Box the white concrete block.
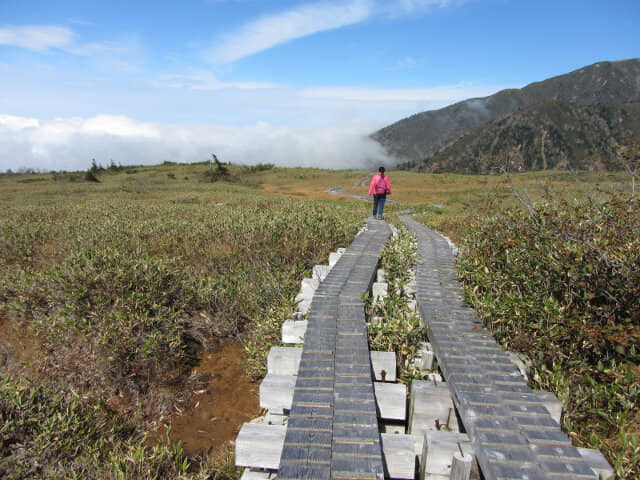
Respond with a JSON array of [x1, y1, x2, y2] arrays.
[[372, 282, 388, 300], [370, 351, 396, 382], [296, 299, 311, 315], [422, 373, 443, 383], [403, 280, 417, 296], [411, 434, 423, 457], [537, 391, 563, 424], [508, 351, 531, 381], [407, 299, 417, 312], [329, 252, 342, 267], [301, 277, 320, 290], [377, 268, 386, 282], [267, 347, 302, 376], [369, 316, 384, 327], [282, 320, 307, 344], [384, 423, 406, 434], [235, 423, 286, 469], [450, 452, 473, 480], [419, 351, 434, 371], [409, 381, 457, 435], [419, 431, 473, 480], [240, 468, 275, 480], [374, 382, 407, 421], [263, 411, 287, 426], [259, 374, 296, 411], [295, 278, 318, 303], [381, 433, 416, 479], [577, 447, 614, 480], [312, 265, 331, 282], [337, 247, 346, 254]]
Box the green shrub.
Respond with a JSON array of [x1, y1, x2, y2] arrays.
[[0, 376, 193, 480], [458, 192, 640, 478], [84, 170, 100, 182], [0, 183, 364, 479], [367, 226, 428, 381]]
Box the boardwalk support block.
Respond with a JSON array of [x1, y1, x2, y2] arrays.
[[381, 433, 416, 479], [259, 374, 295, 411], [281, 320, 307, 344], [370, 351, 396, 382], [374, 382, 407, 421], [235, 423, 286, 470], [267, 347, 302, 376]]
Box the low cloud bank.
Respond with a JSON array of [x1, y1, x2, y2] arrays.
[[0, 114, 391, 172]]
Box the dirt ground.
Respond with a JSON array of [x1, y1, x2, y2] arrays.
[[0, 316, 40, 378], [165, 342, 260, 456], [1, 315, 260, 458]]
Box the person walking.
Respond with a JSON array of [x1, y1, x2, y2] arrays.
[[368, 166, 391, 220]]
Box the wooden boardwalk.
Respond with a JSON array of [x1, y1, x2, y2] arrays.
[[237, 216, 612, 480], [402, 216, 601, 480], [277, 219, 391, 480]]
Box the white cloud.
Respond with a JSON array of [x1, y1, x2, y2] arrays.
[[206, 0, 374, 63], [205, 0, 470, 64], [0, 113, 389, 172], [0, 25, 142, 72], [0, 25, 74, 51], [383, 0, 466, 17], [155, 70, 279, 90], [393, 56, 419, 70], [82, 115, 159, 137], [298, 83, 500, 103], [0, 114, 39, 130]]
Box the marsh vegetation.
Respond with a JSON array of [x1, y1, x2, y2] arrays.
[[1, 163, 638, 478]]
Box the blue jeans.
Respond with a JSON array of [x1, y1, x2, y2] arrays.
[[372, 194, 386, 217]]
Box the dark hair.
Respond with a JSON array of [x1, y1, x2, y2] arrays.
[[378, 166, 385, 173]]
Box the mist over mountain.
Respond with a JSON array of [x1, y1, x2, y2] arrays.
[[372, 58, 640, 173]]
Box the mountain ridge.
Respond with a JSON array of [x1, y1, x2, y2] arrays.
[[372, 58, 640, 172]]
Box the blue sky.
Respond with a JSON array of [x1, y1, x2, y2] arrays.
[[1, 0, 639, 171]]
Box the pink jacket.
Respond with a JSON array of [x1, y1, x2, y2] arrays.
[[368, 173, 391, 195]]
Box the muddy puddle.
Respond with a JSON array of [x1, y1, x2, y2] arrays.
[[165, 342, 260, 456], [1, 316, 259, 457], [0, 316, 41, 378]]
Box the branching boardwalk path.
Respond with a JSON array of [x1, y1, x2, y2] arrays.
[[277, 219, 392, 480], [237, 216, 612, 480], [402, 215, 602, 480]]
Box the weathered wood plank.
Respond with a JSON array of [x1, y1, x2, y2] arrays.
[[236, 423, 286, 469]]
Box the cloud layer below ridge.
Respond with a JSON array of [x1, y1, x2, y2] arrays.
[[0, 114, 390, 172]]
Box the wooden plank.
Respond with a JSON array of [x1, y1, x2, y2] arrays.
[[381, 434, 416, 480], [419, 429, 474, 479], [236, 423, 286, 469], [370, 351, 396, 382], [260, 374, 296, 411], [240, 469, 276, 480], [282, 320, 307, 344], [267, 347, 302, 376], [374, 382, 406, 421]]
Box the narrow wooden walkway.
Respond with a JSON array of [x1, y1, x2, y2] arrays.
[[402, 216, 600, 480], [277, 219, 392, 480]]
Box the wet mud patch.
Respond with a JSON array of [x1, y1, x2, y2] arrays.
[[167, 342, 260, 456], [0, 315, 41, 378]]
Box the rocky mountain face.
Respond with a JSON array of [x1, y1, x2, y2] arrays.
[[372, 58, 640, 173]]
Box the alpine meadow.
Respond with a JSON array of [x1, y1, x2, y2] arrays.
[[1, 161, 638, 478]]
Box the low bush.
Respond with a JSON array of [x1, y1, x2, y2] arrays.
[[457, 191, 640, 478], [0, 178, 363, 478], [0, 376, 195, 480], [367, 226, 428, 381]]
